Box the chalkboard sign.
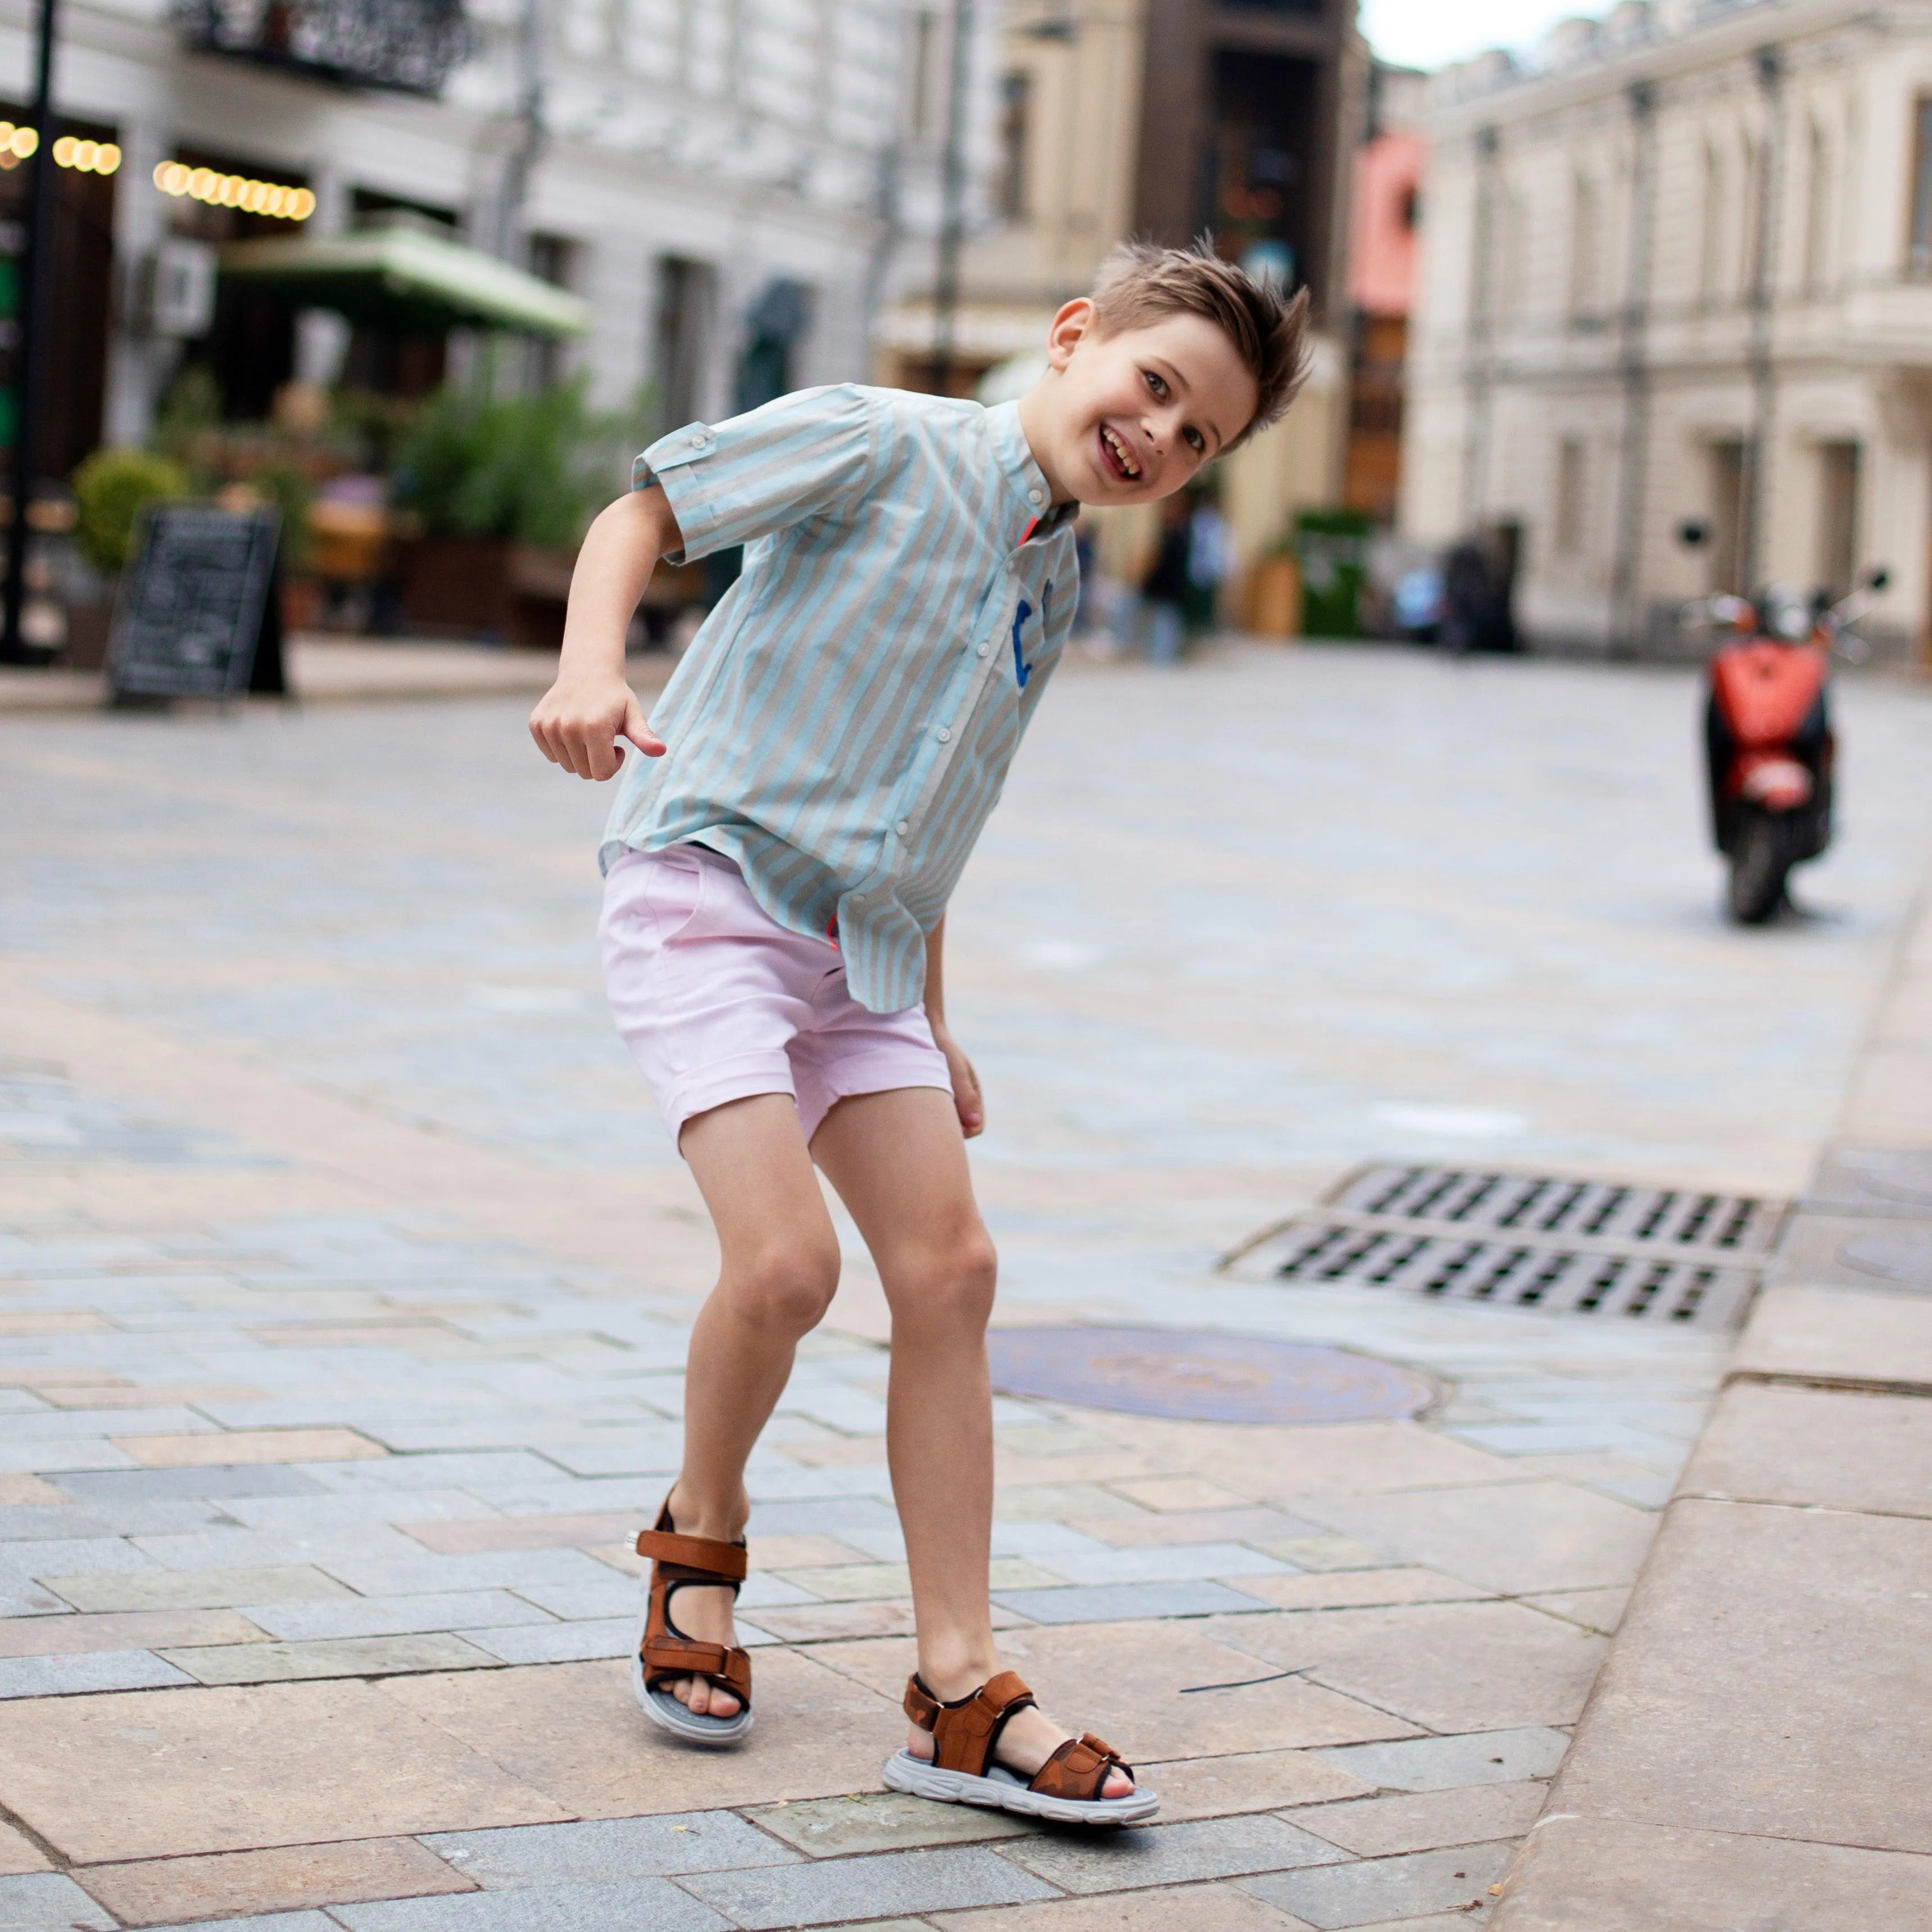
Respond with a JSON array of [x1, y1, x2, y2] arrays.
[[106, 504, 285, 702]]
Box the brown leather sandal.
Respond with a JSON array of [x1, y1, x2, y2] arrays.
[[881, 1670, 1157, 1824], [632, 1500, 753, 1743]]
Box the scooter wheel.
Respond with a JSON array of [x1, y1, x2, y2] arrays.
[[1727, 810, 1788, 924]]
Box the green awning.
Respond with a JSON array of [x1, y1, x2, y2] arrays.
[[219, 221, 591, 337]]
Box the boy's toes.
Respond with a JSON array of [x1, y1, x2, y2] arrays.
[[1102, 1767, 1135, 1799]]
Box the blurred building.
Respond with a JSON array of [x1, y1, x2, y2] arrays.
[[1403, 0, 1929, 656], [1, 0, 922, 487], [878, 0, 1368, 604], [1342, 63, 1423, 521]]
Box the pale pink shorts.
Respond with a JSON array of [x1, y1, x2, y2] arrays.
[[601, 843, 953, 1148]]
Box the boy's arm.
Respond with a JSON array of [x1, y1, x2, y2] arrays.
[[923, 917, 985, 1139], [529, 488, 683, 782]]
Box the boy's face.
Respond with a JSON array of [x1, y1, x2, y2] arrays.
[[1021, 301, 1260, 507]]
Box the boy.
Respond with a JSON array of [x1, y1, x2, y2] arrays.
[[530, 242, 1305, 1824]]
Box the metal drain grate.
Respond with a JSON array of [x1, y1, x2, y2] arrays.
[[1225, 1164, 1788, 1329]]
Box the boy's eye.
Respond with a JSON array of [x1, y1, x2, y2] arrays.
[[1183, 428, 1204, 453], [1144, 369, 1168, 398]]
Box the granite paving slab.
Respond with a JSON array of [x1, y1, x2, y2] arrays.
[[1532, 1498, 1932, 1853], [941, 1885, 1321, 1929], [1727, 1282, 1932, 1391], [677, 1844, 1060, 1928], [1489, 1814, 1932, 1930], [1240, 1842, 1514, 1928], [1292, 1784, 1548, 1857], [0, 1871, 119, 1929], [1004, 1813, 1349, 1894], [1677, 1380, 1932, 1516], [739, 1791, 1036, 1858], [329, 1880, 731, 1931], [0, 1649, 194, 1698], [0, 1825, 49, 1877], [421, 1812, 797, 1885], [76, 1839, 477, 1926], [1311, 1731, 1570, 1793]]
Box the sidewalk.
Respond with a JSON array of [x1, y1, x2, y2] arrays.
[[0, 637, 668, 713], [2, 646, 1929, 1931], [1488, 874, 1932, 1929]]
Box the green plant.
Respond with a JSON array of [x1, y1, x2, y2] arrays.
[[248, 460, 315, 573], [392, 377, 648, 552], [152, 364, 223, 483], [70, 447, 189, 574]]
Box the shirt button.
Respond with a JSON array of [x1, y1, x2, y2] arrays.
[[896, 819, 910, 836], [689, 432, 708, 447], [1028, 488, 1044, 505], [936, 727, 951, 742], [852, 893, 866, 905], [976, 642, 990, 657]]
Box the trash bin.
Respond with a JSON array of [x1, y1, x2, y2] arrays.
[[1293, 509, 1373, 639]]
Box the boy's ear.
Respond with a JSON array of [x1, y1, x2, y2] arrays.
[[1044, 297, 1096, 371]]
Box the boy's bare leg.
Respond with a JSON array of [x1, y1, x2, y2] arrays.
[[811, 1086, 1133, 1797], [662, 1092, 842, 1718]]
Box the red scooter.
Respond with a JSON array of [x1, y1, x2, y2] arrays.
[[1688, 570, 1885, 923]]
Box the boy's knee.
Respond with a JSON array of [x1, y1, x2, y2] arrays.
[[732, 1242, 841, 1334], [897, 1231, 997, 1331]]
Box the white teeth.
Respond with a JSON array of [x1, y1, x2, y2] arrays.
[[1102, 426, 1140, 478]]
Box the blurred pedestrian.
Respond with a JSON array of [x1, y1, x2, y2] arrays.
[[1139, 491, 1193, 664]]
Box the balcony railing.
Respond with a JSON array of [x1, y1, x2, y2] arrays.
[[170, 0, 478, 98]]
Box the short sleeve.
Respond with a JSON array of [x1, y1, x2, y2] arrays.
[[631, 384, 876, 563]]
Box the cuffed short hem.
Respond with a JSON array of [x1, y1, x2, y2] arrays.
[[658, 1052, 797, 1148]]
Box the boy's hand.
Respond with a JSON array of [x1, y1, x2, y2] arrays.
[[929, 1018, 985, 1139], [529, 676, 665, 781]]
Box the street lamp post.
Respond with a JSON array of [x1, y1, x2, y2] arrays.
[[2, 0, 60, 665], [931, 0, 973, 396]]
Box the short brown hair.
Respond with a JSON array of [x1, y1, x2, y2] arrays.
[[1088, 239, 1310, 449]]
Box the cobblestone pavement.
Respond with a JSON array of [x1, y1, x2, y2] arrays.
[[2, 644, 1929, 1931]]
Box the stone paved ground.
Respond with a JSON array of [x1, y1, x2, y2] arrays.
[[2, 643, 1929, 1932]]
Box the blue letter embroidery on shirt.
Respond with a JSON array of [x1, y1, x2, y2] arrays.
[[1010, 597, 1034, 689]]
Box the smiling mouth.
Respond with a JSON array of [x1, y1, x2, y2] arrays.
[[1099, 424, 1142, 482]]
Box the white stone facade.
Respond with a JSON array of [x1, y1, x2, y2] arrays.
[[2, 0, 943, 448], [1403, 0, 1932, 655]]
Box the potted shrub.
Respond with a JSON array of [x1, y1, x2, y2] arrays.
[[68, 448, 190, 669], [391, 379, 644, 648]]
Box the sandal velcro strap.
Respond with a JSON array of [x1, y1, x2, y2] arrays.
[[635, 1527, 748, 1582], [908, 1671, 1037, 1775], [644, 1639, 751, 1707], [1030, 1731, 1128, 1802]]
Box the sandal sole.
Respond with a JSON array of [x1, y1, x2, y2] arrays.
[[882, 1748, 1157, 1825]]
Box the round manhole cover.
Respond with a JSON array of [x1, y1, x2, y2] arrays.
[[1838, 1233, 1932, 1286], [986, 1326, 1436, 1425]]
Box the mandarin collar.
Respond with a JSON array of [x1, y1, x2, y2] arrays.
[[988, 401, 1077, 538]]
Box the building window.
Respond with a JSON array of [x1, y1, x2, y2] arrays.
[[653, 255, 716, 436], [1804, 121, 1833, 293], [908, 8, 940, 144], [1910, 98, 1932, 276], [1707, 440, 1746, 593], [1554, 438, 1586, 555], [1569, 175, 1602, 318], [1699, 143, 1726, 303], [1817, 441, 1860, 598], [997, 70, 1031, 223]]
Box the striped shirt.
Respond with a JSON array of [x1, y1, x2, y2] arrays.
[[600, 385, 1078, 1014]]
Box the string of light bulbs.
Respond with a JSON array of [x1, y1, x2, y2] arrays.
[[0, 124, 122, 172], [152, 160, 315, 220]]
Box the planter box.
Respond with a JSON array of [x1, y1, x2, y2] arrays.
[[399, 536, 578, 649], [1245, 555, 1301, 639]]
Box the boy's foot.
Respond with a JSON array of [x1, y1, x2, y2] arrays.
[[886, 1671, 1157, 1825], [904, 1703, 1136, 1798], [634, 1499, 754, 1744]]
